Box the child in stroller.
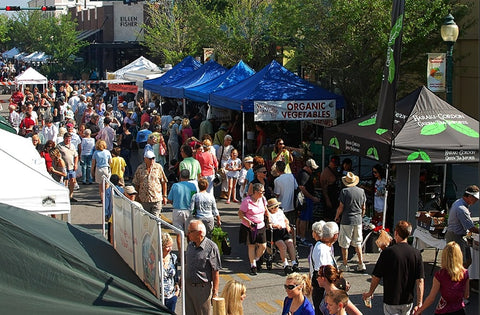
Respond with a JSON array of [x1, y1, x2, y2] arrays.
[[264, 198, 299, 275]]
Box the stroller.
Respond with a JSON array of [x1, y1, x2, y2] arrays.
[[263, 223, 299, 272]]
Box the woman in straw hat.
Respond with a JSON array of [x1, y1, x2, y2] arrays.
[[266, 197, 298, 275]]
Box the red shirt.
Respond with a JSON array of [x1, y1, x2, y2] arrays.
[[195, 150, 217, 176]]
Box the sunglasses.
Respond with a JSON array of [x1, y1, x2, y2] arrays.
[[284, 284, 299, 290], [260, 171, 268, 174]]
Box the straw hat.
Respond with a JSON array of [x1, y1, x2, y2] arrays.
[[342, 172, 359, 187], [267, 198, 281, 209]]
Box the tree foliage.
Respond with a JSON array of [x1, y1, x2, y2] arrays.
[[4, 11, 87, 78], [140, 0, 471, 115]]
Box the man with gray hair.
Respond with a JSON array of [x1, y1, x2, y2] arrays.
[[310, 221, 339, 314], [185, 220, 221, 315], [167, 169, 198, 250]]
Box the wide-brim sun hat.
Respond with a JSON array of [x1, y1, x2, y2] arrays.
[[342, 171, 359, 187], [267, 198, 281, 209]]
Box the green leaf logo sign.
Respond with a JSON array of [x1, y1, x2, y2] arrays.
[[376, 128, 388, 135], [420, 121, 479, 138], [358, 117, 376, 126], [366, 147, 379, 160], [420, 122, 446, 136], [406, 150, 431, 162], [447, 121, 479, 138], [329, 137, 339, 149], [387, 14, 403, 84]]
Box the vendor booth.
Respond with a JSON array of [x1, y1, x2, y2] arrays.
[[0, 129, 70, 218], [0, 203, 171, 314], [323, 86, 479, 236], [143, 56, 202, 94], [14, 67, 48, 91], [184, 60, 255, 103]]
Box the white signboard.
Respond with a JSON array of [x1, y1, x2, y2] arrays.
[[114, 2, 144, 42], [113, 196, 134, 269], [254, 100, 336, 122]]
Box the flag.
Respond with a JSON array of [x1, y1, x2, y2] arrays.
[[375, 0, 405, 134]]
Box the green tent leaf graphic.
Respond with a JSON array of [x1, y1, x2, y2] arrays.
[[329, 137, 339, 149], [421, 123, 446, 136], [448, 122, 479, 138], [367, 147, 379, 160], [376, 128, 388, 135], [419, 151, 431, 162], [359, 117, 376, 126], [372, 147, 379, 160], [388, 49, 395, 83], [407, 152, 420, 161], [367, 147, 374, 155]]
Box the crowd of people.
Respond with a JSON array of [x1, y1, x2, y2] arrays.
[[12, 83, 479, 315]]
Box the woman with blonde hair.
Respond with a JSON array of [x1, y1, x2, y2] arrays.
[[221, 280, 247, 315], [282, 272, 314, 315], [413, 241, 469, 315], [181, 117, 193, 144], [91, 139, 112, 201], [160, 232, 179, 312]]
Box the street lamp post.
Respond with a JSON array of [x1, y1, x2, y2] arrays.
[[440, 13, 459, 105]]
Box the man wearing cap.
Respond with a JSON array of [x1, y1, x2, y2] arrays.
[[57, 132, 79, 202], [445, 185, 480, 268], [335, 171, 367, 272], [296, 158, 321, 246], [320, 155, 341, 221], [212, 122, 228, 148], [132, 150, 168, 217], [124, 185, 143, 210]]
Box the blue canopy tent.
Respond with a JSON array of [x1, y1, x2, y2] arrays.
[[184, 60, 255, 103], [156, 60, 227, 99], [143, 56, 202, 94], [209, 60, 345, 112]]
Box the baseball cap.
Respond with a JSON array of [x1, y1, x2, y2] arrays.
[[306, 159, 319, 170], [144, 150, 155, 159], [124, 186, 137, 195]]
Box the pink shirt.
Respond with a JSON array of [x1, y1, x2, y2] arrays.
[[239, 196, 267, 229], [196, 150, 217, 176], [434, 268, 469, 314]]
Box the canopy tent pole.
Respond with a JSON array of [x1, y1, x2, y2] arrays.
[[382, 164, 390, 229], [242, 112, 245, 159], [182, 98, 186, 116]]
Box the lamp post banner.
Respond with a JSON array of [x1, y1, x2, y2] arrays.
[[254, 100, 336, 122], [375, 0, 405, 132], [427, 53, 446, 92]]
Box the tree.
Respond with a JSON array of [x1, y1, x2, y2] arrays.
[[6, 11, 87, 78]]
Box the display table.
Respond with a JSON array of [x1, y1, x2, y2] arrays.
[[412, 227, 446, 274]]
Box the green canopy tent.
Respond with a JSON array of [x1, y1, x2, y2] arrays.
[[0, 115, 16, 134], [0, 203, 173, 314]]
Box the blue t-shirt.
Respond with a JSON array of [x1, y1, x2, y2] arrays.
[[167, 181, 197, 210], [447, 198, 475, 235], [136, 129, 152, 144], [282, 296, 315, 315], [93, 149, 112, 168]]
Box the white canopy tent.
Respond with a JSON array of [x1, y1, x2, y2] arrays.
[[15, 67, 48, 91], [0, 129, 71, 219], [123, 69, 164, 91], [113, 56, 161, 80]]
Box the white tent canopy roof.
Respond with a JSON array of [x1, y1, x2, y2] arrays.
[[0, 129, 70, 216], [114, 56, 161, 79], [15, 67, 48, 85]]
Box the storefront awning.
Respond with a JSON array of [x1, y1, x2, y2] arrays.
[[76, 29, 102, 41]]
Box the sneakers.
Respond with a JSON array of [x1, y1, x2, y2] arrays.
[[250, 267, 257, 276], [292, 263, 300, 272], [339, 264, 350, 272], [357, 263, 367, 273], [74, 183, 80, 190], [70, 198, 78, 203]]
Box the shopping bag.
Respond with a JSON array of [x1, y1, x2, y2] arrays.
[[211, 226, 231, 255]]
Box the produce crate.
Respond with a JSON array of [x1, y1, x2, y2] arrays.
[[416, 210, 447, 238]]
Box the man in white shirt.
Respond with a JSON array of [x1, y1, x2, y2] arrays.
[[41, 118, 58, 142], [273, 160, 299, 225]]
